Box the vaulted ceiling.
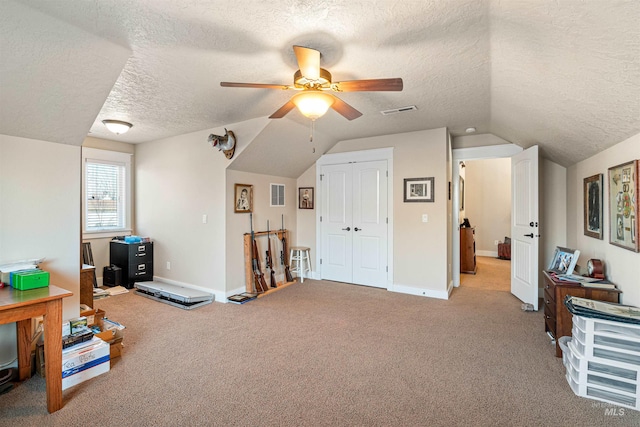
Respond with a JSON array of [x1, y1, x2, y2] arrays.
[[1, 0, 639, 169]]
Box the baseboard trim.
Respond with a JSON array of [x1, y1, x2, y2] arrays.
[[389, 283, 450, 300], [477, 250, 498, 258]]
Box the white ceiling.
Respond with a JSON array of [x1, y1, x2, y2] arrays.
[[1, 0, 639, 170]]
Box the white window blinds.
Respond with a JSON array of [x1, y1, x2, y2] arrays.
[[271, 184, 285, 207], [82, 148, 132, 236]]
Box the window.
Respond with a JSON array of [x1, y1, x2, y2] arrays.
[[270, 183, 285, 207], [82, 148, 132, 238]]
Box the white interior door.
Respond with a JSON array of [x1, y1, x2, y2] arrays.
[[321, 163, 353, 282], [352, 161, 388, 287], [511, 145, 540, 310], [321, 160, 388, 287]]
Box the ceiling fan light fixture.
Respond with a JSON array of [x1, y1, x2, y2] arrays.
[[292, 91, 335, 120], [102, 119, 133, 135]]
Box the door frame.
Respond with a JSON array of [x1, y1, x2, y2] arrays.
[[451, 144, 522, 287], [316, 147, 394, 288]]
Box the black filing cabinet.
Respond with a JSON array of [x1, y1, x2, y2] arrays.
[[109, 240, 154, 288]]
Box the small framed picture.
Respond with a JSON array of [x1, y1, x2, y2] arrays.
[[404, 177, 434, 202], [583, 173, 603, 239], [234, 183, 253, 213], [299, 187, 314, 209], [548, 246, 581, 275]]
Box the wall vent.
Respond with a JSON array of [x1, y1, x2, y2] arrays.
[[380, 105, 418, 115]]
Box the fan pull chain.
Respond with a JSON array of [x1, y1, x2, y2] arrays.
[[310, 120, 316, 153]]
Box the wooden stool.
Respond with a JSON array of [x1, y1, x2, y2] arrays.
[[289, 247, 311, 283]]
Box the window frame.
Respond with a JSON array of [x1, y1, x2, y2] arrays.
[[270, 183, 285, 207], [82, 147, 132, 239]]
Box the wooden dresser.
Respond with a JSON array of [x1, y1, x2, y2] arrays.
[[542, 270, 621, 357], [460, 227, 477, 274]]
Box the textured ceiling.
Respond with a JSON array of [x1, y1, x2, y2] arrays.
[[1, 0, 639, 169]]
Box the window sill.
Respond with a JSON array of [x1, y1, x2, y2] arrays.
[[83, 229, 132, 240]]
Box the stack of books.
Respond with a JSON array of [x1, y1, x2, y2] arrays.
[[227, 292, 258, 304]]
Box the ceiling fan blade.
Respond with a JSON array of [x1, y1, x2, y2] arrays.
[[331, 96, 363, 121], [269, 100, 297, 119], [220, 82, 290, 90], [333, 78, 403, 92], [293, 45, 320, 81]]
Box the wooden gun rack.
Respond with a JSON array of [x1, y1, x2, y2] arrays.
[[243, 229, 296, 297]]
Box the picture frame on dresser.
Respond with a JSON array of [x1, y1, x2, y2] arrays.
[[608, 160, 639, 252], [583, 173, 603, 239], [548, 246, 580, 275]]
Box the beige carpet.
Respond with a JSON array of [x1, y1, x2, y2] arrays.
[[1, 280, 637, 426], [460, 256, 511, 292]]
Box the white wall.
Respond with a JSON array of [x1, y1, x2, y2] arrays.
[[135, 129, 228, 298], [541, 158, 568, 270], [464, 157, 511, 255], [134, 118, 270, 300], [225, 170, 297, 294], [567, 132, 640, 306], [296, 164, 317, 252], [327, 128, 450, 297], [0, 135, 81, 365]]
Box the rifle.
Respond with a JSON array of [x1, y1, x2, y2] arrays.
[[266, 221, 277, 288], [281, 214, 293, 282], [250, 213, 268, 293]]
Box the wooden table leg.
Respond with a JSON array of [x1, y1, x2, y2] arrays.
[[16, 319, 32, 380], [44, 299, 63, 413]]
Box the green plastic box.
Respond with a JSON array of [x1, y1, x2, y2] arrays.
[[11, 269, 50, 290]]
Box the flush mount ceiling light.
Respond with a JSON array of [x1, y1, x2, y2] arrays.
[[292, 91, 335, 120], [465, 127, 476, 133], [102, 119, 133, 135]]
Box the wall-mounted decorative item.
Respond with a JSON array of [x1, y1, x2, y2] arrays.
[[299, 187, 314, 209], [404, 177, 434, 202], [608, 160, 639, 252], [459, 177, 465, 211], [234, 183, 253, 213], [208, 128, 236, 159], [583, 173, 603, 239]]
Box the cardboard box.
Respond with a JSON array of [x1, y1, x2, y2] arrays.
[[80, 307, 105, 327], [62, 337, 109, 390], [95, 327, 124, 361]]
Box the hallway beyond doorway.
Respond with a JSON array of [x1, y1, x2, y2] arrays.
[[460, 256, 510, 292]]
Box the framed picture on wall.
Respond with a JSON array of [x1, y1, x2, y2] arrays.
[[404, 177, 434, 202], [299, 187, 314, 209], [608, 160, 639, 252], [234, 183, 253, 213], [583, 173, 603, 239]]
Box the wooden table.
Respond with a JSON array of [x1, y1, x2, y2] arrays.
[[0, 284, 72, 413]]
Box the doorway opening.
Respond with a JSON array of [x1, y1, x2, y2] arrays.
[[458, 156, 512, 292]]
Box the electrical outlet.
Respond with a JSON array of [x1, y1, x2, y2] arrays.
[[422, 214, 428, 223], [202, 214, 207, 224], [494, 240, 499, 246], [166, 261, 171, 270]]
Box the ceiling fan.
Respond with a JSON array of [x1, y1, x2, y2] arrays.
[[220, 46, 403, 121]]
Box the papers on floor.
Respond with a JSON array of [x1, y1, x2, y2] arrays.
[[104, 286, 129, 295], [93, 286, 129, 300]]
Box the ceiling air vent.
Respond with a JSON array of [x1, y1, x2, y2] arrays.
[[380, 105, 418, 116]]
